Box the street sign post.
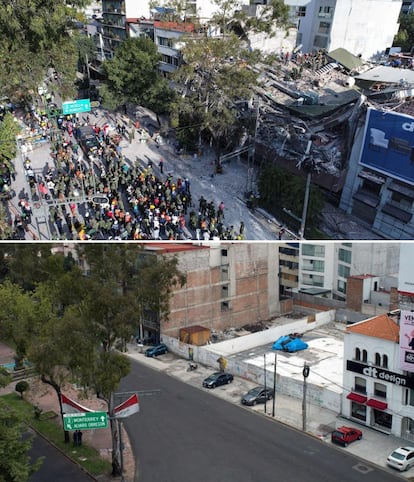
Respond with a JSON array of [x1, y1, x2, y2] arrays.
[[63, 411, 108, 431], [62, 98, 91, 115]]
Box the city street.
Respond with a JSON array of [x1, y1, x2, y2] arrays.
[[7, 106, 285, 241], [122, 358, 401, 482]]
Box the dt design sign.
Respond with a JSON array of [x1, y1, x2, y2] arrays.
[[400, 310, 414, 372], [346, 360, 414, 388]]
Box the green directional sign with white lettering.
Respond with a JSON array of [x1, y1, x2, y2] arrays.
[[63, 411, 108, 431], [62, 98, 91, 115]]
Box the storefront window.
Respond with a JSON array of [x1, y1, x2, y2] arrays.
[[373, 409, 392, 430], [351, 402, 366, 421]]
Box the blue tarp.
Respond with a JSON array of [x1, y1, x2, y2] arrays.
[[272, 335, 308, 353]]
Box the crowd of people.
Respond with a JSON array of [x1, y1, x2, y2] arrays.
[[15, 107, 246, 241]]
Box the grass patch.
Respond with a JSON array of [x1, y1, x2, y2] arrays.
[[1, 393, 112, 476]]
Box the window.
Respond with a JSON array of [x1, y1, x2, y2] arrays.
[[355, 347, 361, 361], [382, 354, 388, 369], [221, 249, 228, 257], [337, 279, 346, 294], [302, 244, 325, 257], [158, 37, 173, 47], [362, 349, 368, 362], [375, 353, 381, 366], [302, 274, 324, 287], [338, 264, 350, 278], [361, 178, 381, 196], [221, 266, 229, 281], [318, 6, 333, 18], [313, 35, 328, 48], [221, 285, 229, 298], [338, 248, 352, 263], [405, 388, 414, 407], [297, 6, 306, 16], [318, 21, 330, 34], [374, 382, 387, 399], [391, 191, 413, 210], [351, 401, 366, 421], [355, 376, 366, 394], [221, 301, 230, 311]]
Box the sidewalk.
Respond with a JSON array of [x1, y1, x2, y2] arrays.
[[0, 342, 135, 482], [124, 343, 414, 480]]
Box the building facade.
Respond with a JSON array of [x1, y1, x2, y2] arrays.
[[140, 243, 280, 341], [298, 242, 400, 300], [340, 108, 414, 240], [285, 0, 402, 60], [342, 313, 414, 441]]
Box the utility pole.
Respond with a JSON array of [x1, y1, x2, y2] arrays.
[[264, 353, 267, 414], [299, 140, 313, 240], [272, 352, 277, 417], [302, 363, 310, 432]]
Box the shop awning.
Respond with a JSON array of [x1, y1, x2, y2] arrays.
[[346, 392, 367, 404], [366, 398, 388, 410]]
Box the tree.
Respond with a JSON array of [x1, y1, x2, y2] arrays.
[[258, 163, 324, 236], [394, 12, 414, 51], [0, 0, 83, 102], [173, 34, 259, 153], [0, 113, 21, 172], [0, 400, 43, 482], [15, 381, 30, 399], [102, 37, 175, 113]]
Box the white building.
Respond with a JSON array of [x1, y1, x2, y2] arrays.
[[285, 0, 402, 60], [342, 313, 414, 440], [298, 242, 400, 300]]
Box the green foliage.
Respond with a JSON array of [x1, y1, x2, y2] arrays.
[[258, 163, 324, 236], [0, 367, 11, 389], [15, 381, 29, 399], [394, 12, 414, 51], [0, 0, 79, 102], [0, 399, 42, 482], [0, 113, 21, 171], [173, 34, 259, 152], [102, 37, 173, 113]]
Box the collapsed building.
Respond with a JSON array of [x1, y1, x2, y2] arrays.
[[251, 48, 414, 240]]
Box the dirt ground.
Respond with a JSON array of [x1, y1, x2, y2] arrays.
[[0, 342, 135, 482]]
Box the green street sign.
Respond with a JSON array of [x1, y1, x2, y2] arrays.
[[62, 98, 91, 115], [63, 411, 108, 431]]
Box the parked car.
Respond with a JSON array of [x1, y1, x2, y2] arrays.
[[331, 426, 362, 447], [202, 372, 233, 389], [387, 447, 414, 471], [144, 344, 168, 358], [241, 386, 274, 406]]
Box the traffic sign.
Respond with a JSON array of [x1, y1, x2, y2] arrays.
[[63, 411, 108, 431], [62, 98, 91, 115]]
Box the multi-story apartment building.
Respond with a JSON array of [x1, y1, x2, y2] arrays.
[[278, 242, 299, 297], [139, 243, 280, 342], [285, 0, 402, 60], [298, 242, 400, 300]]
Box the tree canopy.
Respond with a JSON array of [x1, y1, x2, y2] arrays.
[[394, 12, 414, 52], [101, 37, 175, 113]]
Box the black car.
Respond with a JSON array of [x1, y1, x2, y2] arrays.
[[241, 386, 274, 406], [202, 372, 233, 389], [75, 126, 100, 155]]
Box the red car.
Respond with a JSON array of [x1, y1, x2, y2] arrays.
[[331, 426, 362, 447]]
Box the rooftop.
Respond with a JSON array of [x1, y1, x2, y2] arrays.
[[346, 314, 400, 342]]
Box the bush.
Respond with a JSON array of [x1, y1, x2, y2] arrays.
[[15, 381, 29, 399]]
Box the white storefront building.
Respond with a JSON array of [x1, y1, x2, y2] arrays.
[[342, 313, 414, 440]]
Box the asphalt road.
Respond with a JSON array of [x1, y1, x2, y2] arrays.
[[122, 360, 401, 482], [27, 430, 93, 482]]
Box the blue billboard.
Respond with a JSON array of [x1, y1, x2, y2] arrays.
[[359, 108, 414, 186]]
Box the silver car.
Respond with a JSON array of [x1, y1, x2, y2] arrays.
[[387, 447, 414, 471]]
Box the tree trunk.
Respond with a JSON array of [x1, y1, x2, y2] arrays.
[[40, 375, 70, 443], [109, 393, 122, 477]]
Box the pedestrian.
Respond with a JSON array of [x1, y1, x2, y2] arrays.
[[279, 227, 286, 240], [159, 159, 164, 174]]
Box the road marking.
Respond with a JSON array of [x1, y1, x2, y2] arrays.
[[352, 463, 374, 474]]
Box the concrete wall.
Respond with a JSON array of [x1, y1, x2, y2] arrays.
[[162, 310, 341, 413]]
